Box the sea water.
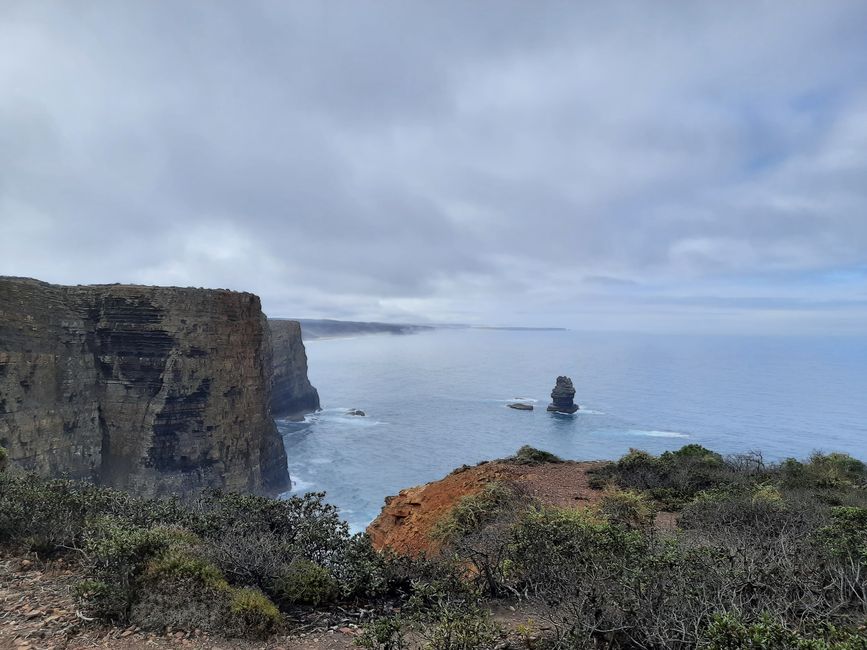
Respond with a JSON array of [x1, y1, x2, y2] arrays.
[[277, 329, 867, 531]]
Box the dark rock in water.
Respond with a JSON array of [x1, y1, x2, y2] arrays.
[[347, 409, 366, 416], [547, 376, 579, 414], [508, 403, 534, 411]]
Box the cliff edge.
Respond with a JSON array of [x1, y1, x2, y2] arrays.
[[0, 277, 290, 496], [367, 455, 606, 556]]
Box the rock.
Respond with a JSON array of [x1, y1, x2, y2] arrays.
[[508, 403, 534, 411], [268, 319, 320, 418], [546, 375, 579, 413], [346, 409, 366, 416], [0, 277, 291, 496]]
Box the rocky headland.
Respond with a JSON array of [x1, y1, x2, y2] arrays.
[[269, 319, 320, 418], [0, 277, 318, 496], [367, 451, 606, 556]]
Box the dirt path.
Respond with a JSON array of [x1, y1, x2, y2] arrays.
[[0, 553, 357, 650]]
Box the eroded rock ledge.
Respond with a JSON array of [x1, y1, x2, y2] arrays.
[[367, 454, 606, 556], [0, 277, 296, 496]]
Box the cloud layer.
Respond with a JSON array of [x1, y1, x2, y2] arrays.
[[2, 1, 867, 332]]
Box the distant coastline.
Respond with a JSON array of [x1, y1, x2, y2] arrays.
[[275, 318, 567, 341], [278, 318, 435, 340]]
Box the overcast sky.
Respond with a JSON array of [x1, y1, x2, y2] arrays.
[[2, 2, 867, 333]]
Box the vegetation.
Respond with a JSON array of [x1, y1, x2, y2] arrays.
[[507, 446, 564, 466], [2, 443, 867, 648], [0, 454, 437, 637]]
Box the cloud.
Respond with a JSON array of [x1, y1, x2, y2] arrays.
[[1, 1, 867, 333]]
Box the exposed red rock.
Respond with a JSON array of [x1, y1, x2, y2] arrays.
[[367, 459, 607, 556]]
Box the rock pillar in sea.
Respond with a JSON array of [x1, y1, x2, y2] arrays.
[[547, 376, 579, 413]]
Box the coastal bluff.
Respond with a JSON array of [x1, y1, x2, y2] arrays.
[[0, 277, 312, 496], [269, 319, 320, 418]]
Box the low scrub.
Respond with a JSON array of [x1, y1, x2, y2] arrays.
[[2, 443, 867, 647]]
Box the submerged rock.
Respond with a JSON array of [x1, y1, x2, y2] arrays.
[[347, 409, 366, 416], [508, 403, 534, 411], [547, 376, 579, 414]]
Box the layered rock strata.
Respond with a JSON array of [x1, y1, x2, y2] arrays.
[[0, 277, 291, 496], [268, 319, 320, 418], [547, 375, 579, 413]]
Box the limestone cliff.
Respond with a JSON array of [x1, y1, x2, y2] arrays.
[[0, 277, 290, 496], [268, 319, 320, 418]]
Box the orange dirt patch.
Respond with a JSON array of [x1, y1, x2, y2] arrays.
[[366, 460, 607, 556]]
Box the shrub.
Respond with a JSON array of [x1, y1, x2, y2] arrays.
[[432, 482, 530, 596], [419, 603, 502, 650], [597, 489, 656, 530], [508, 446, 563, 466], [592, 445, 760, 509], [80, 518, 194, 621], [433, 482, 522, 543], [0, 446, 7, 472], [702, 613, 867, 649], [228, 587, 282, 638], [271, 558, 337, 606], [356, 616, 407, 650]]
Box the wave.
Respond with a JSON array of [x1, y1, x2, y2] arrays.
[[289, 475, 317, 493], [311, 408, 385, 427], [630, 430, 690, 438], [576, 408, 605, 415]]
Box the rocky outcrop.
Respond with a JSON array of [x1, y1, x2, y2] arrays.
[[547, 376, 579, 413], [367, 455, 605, 556], [0, 277, 290, 496], [268, 319, 320, 418], [508, 403, 534, 411]]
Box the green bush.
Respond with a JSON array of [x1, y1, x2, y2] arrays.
[[271, 557, 337, 606], [508, 446, 563, 466], [432, 482, 521, 543], [356, 615, 407, 650], [0, 446, 7, 472], [419, 604, 502, 650], [598, 489, 656, 530], [228, 587, 282, 638], [80, 518, 194, 621], [702, 613, 867, 649]]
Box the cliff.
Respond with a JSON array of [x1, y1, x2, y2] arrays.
[[0, 277, 290, 496], [268, 319, 320, 418]]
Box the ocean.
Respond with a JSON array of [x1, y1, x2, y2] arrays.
[[277, 329, 867, 532]]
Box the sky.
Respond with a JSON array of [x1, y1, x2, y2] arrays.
[[2, 2, 867, 334]]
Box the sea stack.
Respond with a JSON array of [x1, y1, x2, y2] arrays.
[[547, 376, 579, 413]]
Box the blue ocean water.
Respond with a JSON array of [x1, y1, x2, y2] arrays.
[[278, 329, 867, 531]]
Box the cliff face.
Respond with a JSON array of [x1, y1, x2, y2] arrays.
[[268, 320, 320, 418], [0, 277, 290, 496]]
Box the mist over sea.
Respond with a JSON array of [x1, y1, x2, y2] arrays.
[[278, 329, 867, 532]]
